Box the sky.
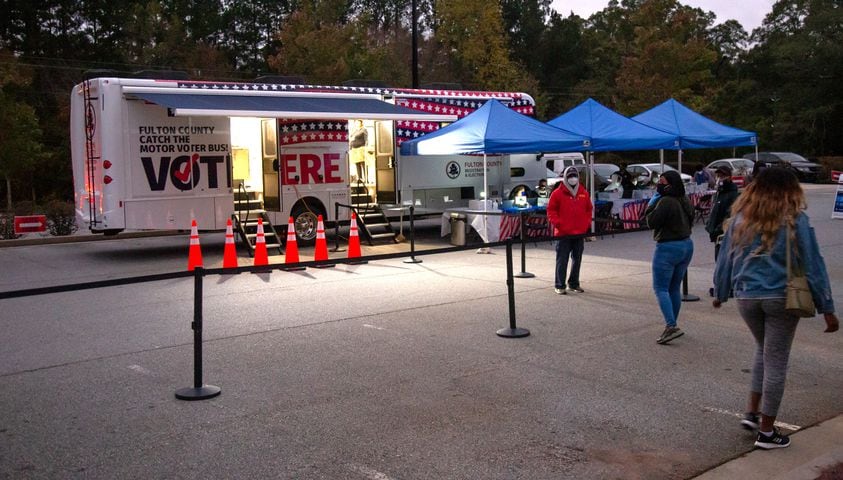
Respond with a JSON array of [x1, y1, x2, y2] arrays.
[[550, 0, 775, 32]]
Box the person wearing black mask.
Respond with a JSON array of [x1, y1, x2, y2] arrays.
[[706, 165, 740, 250], [644, 170, 695, 344]]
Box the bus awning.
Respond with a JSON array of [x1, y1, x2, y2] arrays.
[[127, 91, 458, 122]]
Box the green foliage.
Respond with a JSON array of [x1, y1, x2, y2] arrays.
[[44, 199, 77, 236], [0, 89, 44, 210], [430, 0, 540, 92], [731, 0, 843, 155], [0, 212, 19, 240]]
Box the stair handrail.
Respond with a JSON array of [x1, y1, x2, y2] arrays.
[[236, 183, 252, 227], [352, 179, 375, 215], [332, 201, 362, 251]]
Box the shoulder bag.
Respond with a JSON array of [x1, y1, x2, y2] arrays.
[[785, 223, 816, 317]]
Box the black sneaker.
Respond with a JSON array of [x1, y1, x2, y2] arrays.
[[656, 327, 684, 344], [568, 286, 585, 293], [741, 412, 760, 431], [554, 288, 567, 295], [755, 428, 790, 449]]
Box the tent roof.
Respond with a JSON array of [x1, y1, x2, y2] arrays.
[[399, 99, 590, 155], [547, 98, 679, 152], [126, 91, 457, 121], [632, 99, 757, 149]]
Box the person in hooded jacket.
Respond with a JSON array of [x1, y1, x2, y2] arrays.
[[706, 165, 740, 251], [547, 167, 593, 295], [645, 170, 695, 344]]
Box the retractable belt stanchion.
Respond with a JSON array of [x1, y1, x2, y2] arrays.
[[175, 267, 221, 401], [403, 205, 422, 264], [513, 210, 535, 278], [497, 240, 530, 338], [331, 202, 345, 253], [681, 271, 700, 302]]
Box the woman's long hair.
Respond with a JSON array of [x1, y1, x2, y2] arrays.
[[727, 167, 806, 253]]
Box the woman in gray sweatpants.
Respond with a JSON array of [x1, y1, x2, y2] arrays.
[[713, 168, 838, 450]]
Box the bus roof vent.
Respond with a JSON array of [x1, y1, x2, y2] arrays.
[[421, 82, 463, 90], [131, 70, 190, 80], [255, 75, 306, 85], [342, 79, 389, 88], [83, 69, 121, 80]]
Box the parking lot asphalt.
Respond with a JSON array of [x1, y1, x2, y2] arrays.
[[1, 184, 841, 479]]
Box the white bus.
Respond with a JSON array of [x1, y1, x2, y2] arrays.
[[70, 76, 546, 246]]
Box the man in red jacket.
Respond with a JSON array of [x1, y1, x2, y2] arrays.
[[547, 167, 593, 295]]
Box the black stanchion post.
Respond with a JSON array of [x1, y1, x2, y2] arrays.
[[403, 205, 422, 264], [175, 267, 221, 401], [331, 202, 345, 252], [497, 240, 530, 338], [513, 211, 535, 278], [681, 270, 700, 302]]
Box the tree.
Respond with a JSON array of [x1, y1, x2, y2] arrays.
[[428, 0, 539, 92], [269, 0, 412, 85], [220, 0, 296, 74], [740, 0, 843, 154], [0, 51, 44, 209], [0, 94, 43, 209], [535, 12, 589, 117], [613, 0, 718, 114]]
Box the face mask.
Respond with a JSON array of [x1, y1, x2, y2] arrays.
[[566, 177, 579, 187], [656, 183, 670, 195]]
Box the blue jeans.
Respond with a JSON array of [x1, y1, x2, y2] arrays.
[[555, 237, 585, 289], [652, 238, 694, 327]]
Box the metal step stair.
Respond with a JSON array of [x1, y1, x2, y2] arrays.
[[350, 182, 397, 245], [354, 206, 397, 245], [232, 187, 283, 256]]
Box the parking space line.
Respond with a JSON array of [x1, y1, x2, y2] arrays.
[[701, 406, 801, 431], [347, 463, 395, 480]]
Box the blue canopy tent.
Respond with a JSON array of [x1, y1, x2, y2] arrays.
[[399, 99, 590, 249], [632, 99, 757, 149], [547, 98, 680, 208], [632, 98, 758, 172], [547, 98, 679, 152]]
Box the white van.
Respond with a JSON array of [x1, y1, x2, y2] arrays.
[[544, 153, 585, 177]]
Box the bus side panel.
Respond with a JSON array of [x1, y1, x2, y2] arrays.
[[397, 154, 508, 209], [279, 142, 349, 222], [122, 99, 232, 230]]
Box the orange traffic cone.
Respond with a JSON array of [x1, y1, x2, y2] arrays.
[[223, 218, 238, 268], [347, 212, 367, 264], [313, 214, 334, 267], [284, 217, 299, 263], [253, 218, 269, 266], [187, 219, 203, 271], [282, 217, 305, 271]]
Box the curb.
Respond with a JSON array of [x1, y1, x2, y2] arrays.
[[0, 230, 185, 248]]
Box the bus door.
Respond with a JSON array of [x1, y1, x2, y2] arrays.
[[374, 120, 396, 204], [260, 119, 280, 211]]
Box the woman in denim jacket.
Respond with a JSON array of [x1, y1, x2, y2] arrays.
[[713, 167, 839, 450]]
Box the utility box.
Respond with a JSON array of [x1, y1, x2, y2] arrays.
[[449, 213, 467, 246]]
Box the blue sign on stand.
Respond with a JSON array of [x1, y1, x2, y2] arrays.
[[834, 178, 843, 220]]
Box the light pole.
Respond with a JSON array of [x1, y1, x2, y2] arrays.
[[412, 0, 419, 88]]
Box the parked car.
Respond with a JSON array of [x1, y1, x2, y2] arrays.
[[742, 152, 822, 182], [706, 158, 755, 180], [626, 163, 693, 187]]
